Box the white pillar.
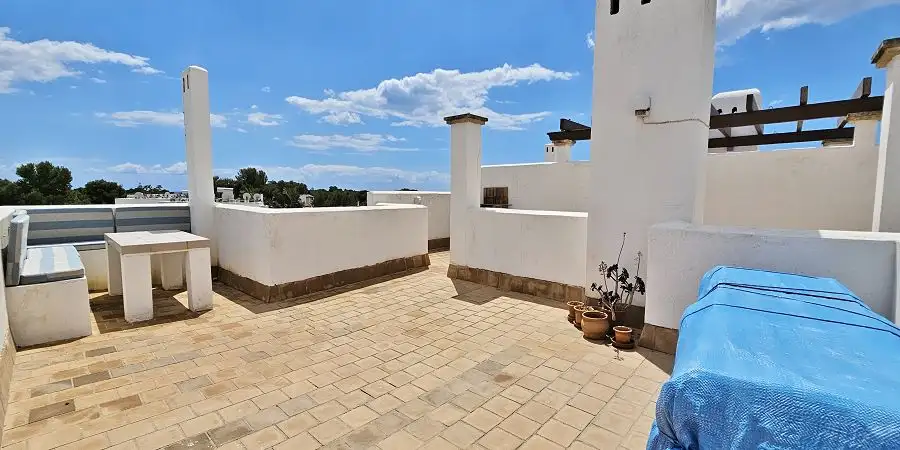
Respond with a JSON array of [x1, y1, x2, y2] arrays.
[[106, 243, 122, 296], [121, 254, 153, 322], [545, 140, 574, 162], [872, 38, 900, 232], [849, 113, 880, 151], [585, 0, 718, 303], [159, 253, 185, 290], [185, 248, 213, 312], [446, 113, 488, 267], [181, 66, 217, 265]]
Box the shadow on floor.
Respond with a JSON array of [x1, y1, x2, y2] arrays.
[[89, 290, 205, 334], [450, 279, 568, 311], [216, 267, 430, 315]]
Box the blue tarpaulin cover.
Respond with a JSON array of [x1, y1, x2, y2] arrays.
[[648, 266, 900, 450]]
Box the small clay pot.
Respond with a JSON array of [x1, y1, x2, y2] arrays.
[[573, 305, 592, 329], [613, 325, 633, 344], [581, 310, 609, 340], [566, 301, 584, 323]]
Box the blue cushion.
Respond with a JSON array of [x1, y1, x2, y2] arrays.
[[18, 245, 85, 285], [4, 215, 29, 286], [114, 205, 191, 232], [25, 206, 114, 246]]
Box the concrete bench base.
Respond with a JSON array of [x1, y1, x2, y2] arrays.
[[6, 276, 92, 348]]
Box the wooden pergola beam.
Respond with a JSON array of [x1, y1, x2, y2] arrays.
[[708, 128, 854, 148], [710, 95, 884, 129]]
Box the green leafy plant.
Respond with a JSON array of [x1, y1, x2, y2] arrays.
[[589, 233, 646, 322]]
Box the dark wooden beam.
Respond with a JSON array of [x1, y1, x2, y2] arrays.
[[548, 128, 590, 142], [796, 86, 809, 132], [853, 77, 873, 100], [560, 118, 589, 131], [708, 128, 854, 148], [838, 77, 875, 128], [710, 104, 731, 138], [745, 94, 764, 135], [710, 96, 884, 129]]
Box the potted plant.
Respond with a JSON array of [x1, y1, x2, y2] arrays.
[[613, 325, 632, 344], [588, 233, 646, 333], [573, 304, 592, 330], [581, 310, 610, 340], [567, 300, 584, 323]]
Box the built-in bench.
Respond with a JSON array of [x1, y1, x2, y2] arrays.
[[4, 214, 92, 347], [19, 205, 192, 291]]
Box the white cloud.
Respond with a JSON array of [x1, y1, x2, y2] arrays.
[[95, 110, 227, 128], [0, 27, 161, 93], [717, 0, 900, 45], [285, 64, 575, 130], [131, 66, 163, 75], [288, 133, 414, 152], [322, 111, 363, 126], [261, 86, 271, 93], [236, 127, 248, 133], [246, 111, 283, 127], [586, 32, 595, 49], [89, 77, 106, 84], [107, 161, 187, 175], [259, 164, 449, 186], [250, 104, 258, 109]]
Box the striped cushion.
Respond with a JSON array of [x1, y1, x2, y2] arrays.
[[19, 245, 85, 285], [114, 206, 191, 233], [25, 207, 115, 246], [4, 215, 29, 286]]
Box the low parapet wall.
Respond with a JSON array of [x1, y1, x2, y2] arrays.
[[215, 203, 430, 302]]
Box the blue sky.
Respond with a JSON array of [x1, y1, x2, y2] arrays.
[[2, 0, 899, 191]]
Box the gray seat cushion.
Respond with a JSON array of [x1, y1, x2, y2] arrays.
[[25, 206, 115, 246], [30, 241, 106, 252], [114, 205, 191, 232], [4, 215, 29, 286], [19, 245, 85, 285]]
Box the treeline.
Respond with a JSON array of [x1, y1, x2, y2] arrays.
[[215, 168, 367, 208], [0, 161, 370, 209]]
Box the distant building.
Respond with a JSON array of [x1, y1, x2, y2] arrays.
[[299, 194, 314, 207]]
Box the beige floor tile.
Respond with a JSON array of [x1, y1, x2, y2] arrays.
[[478, 428, 523, 450], [240, 425, 287, 449], [309, 417, 351, 444], [273, 431, 321, 450], [379, 429, 423, 450]]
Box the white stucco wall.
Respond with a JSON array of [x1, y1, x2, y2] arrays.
[[216, 203, 428, 286], [647, 222, 900, 330], [367, 191, 450, 240], [704, 146, 879, 231], [0, 208, 15, 344], [481, 162, 589, 213], [465, 208, 587, 287]]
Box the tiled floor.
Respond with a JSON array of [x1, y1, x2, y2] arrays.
[[2, 252, 673, 449]]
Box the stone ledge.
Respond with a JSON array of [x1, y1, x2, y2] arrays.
[[637, 323, 679, 355], [427, 237, 450, 253], [447, 263, 584, 303], [220, 254, 431, 303], [0, 329, 16, 444]]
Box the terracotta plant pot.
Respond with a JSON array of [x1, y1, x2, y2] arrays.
[[613, 325, 633, 344], [581, 310, 609, 340], [573, 305, 592, 329], [566, 301, 584, 323]]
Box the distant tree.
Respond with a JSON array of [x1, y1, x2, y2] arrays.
[[236, 168, 268, 194], [64, 188, 91, 204], [0, 179, 20, 206], [15, 161, 72, 204], [82, 179, 126, 204], [399, 188, 418, 191], [125, 183, 169, 195]]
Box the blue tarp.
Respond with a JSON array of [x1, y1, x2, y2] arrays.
[[648, 266, 900, 450]]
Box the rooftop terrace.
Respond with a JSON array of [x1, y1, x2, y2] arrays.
[[2, 252, 671, 450]]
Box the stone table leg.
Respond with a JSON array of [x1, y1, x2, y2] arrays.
[[185, 248, 213, 312], [121, 254, 153, 322], [160, 253, 185, 290], [107, 243, 123, 296]]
